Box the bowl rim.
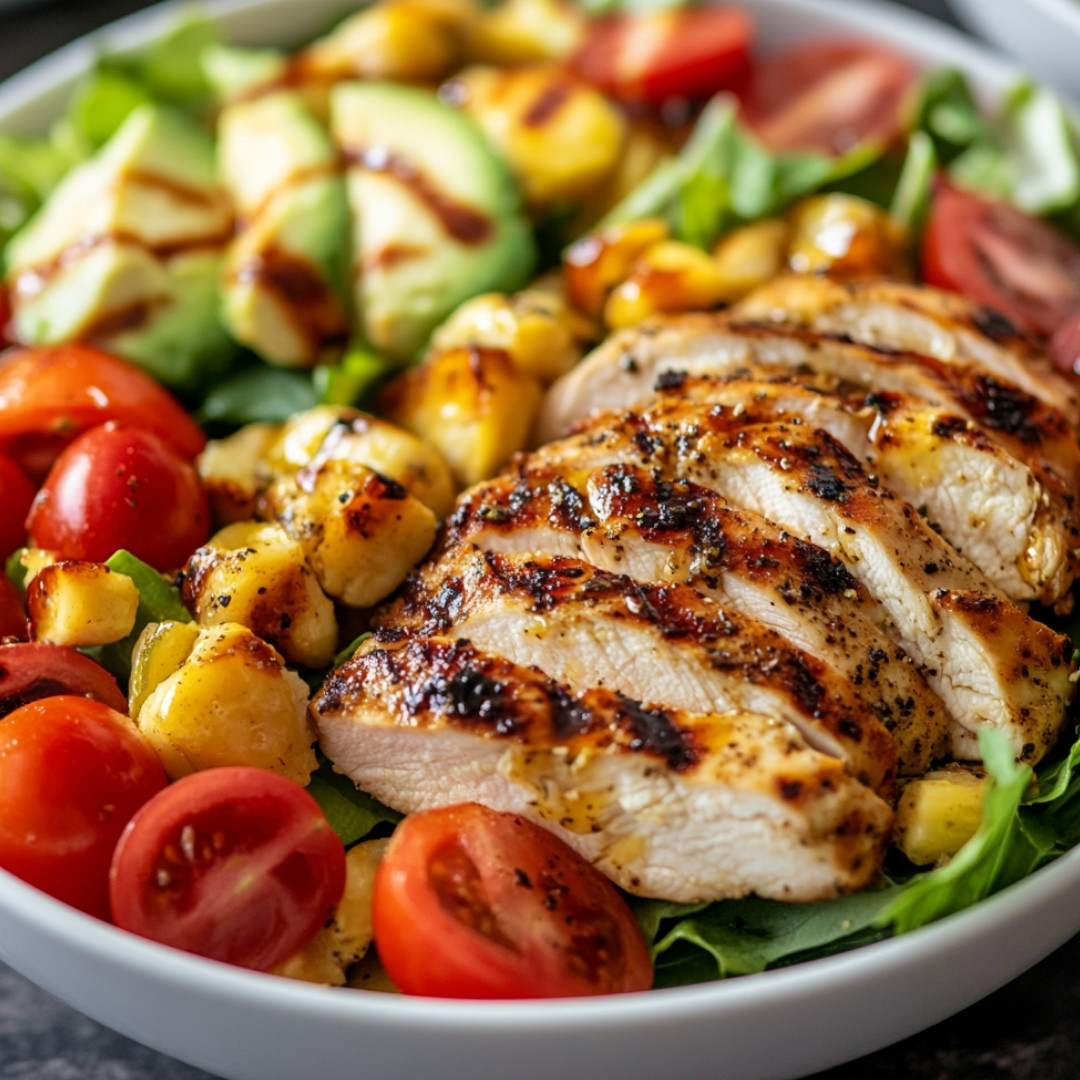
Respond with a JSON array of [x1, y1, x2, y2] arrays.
[[0, 0, 1074, 1036]]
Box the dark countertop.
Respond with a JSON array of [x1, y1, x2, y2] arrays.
[[1, 0, 1077, 1077]]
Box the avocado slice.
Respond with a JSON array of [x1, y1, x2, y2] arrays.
[[5, 103, 234, 389], [218, 90, 350, 368], [331, 81, 536, 361]]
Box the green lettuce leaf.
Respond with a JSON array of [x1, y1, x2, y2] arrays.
[[197, 365, 318, 427], [306, 754, 402, 847]]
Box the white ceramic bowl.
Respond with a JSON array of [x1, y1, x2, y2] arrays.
[[949, 0, 1080, 101], [0, 2, 1074, 1079]]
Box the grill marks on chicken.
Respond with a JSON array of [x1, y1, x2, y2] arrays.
[[447, 463, 948, 775], [532, 404, 1074, 762], [312, 635, 893, 902], [382, 548, 898, 793]]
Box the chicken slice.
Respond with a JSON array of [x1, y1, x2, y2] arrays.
[[382, 547, 899, 794], [638, 369, 1072, 605], [535, 319, 1080, 535], [313, 635, 893, 902], [733, 274, 1080, 425], [447, 464, 948, 775], [532, 406, 1075, 762]]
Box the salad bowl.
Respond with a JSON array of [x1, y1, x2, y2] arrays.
[[1, 1, 1080, 1078]]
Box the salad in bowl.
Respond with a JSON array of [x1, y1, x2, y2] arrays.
[[2, 0, 1080, 1058]]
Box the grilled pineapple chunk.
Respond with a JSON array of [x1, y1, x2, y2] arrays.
[[298, 0, 478, 85], [430, 287, 584, 383], [563, 217, 669, 318], [181, 521, 338, 668], [197, 422, 277, 525], [447, 65, 625, 209], [712, 220, 792, 300], [787, 194, 909, 280], [131, 620, 317, 784], [381, 345, 542, 487], [274, 838, 389, 985], [262, 461, 438, 608], [26, 561, 139, 647], [894, 765, 988, 866], [466, 0, 585, 65], [603, 240, 733, 330]]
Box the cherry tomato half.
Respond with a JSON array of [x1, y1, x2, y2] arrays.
[[110, 767, 346, 971], [741, 39, 917, 155], [0, 453, 34, 559], [0, 577, 27, 641], [570, 6, 753, 106], [0, 696, 167, 919], [0, 344, 206, 481], [922, 179, 1080, 337], [0, 642, 127, 718], [27, 423, 210, 572], [373, 803, 653, 999]]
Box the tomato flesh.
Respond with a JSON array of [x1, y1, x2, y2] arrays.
[[571, 7, 753, 105], [0, 695, 167, 919], [922, 179, 1080, 337], [373, 803, 653, 998], [0, 344, 205, 481], [27, 422, 210, 572], [741, 39, 917, 155], [110, 766, 346, 971], [0, 454, 34, 559], [0, 642, 126, 718]]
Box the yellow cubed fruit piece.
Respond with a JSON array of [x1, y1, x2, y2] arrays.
[[894, 766, 988, 866], [465, 0, 585, 65], [26, 561, 139, 647], [787, 194, 909, 281], [712, 220, 792, 300]]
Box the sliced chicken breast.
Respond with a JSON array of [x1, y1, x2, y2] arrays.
[[638, 370, 1072, 605], [535, 320, 1080, 538], [383, 547, 899, 794], [313, 635, 893, 902], [733, 274, 1080, 425], [448, 463, 948, 774], [531, 406, 1075, 762]]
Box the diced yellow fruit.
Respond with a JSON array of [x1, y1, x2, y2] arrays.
[[448, 65, 625, 209], [298, 0, 478, 84], [26, 561, 139, 647], [262, 462, 438, 609], [603, 240, 732, 330], [128, 620, 201, 720], [431, 288, 584, 383], [381, 346, 543, 487], [274, 838, 389, 986], [181, 521, 338, 669], [132, 621, 317, 784], [465, 0, 585, 65], [712, 220, 792, 300], [267, 405, 457, 519], [787, 194, 909, 281], [197, 422, 278, 525], [562, 217, 669, 318], [894, 765, 988, 866]]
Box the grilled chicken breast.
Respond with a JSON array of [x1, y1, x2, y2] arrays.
[[733, 275, 1080, 425], [634, 369, 1073, 605], [382, 547, 899, 794], [532, 405, 1074, 761], [313, 635, 893, 902], [447, 463, 948, 775]]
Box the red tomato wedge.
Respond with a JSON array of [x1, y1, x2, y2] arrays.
[[0, 642, 127, 718], [922, 179, 1080, 337], [741, 39, 917, 155], [570, 6, 752, 105], [0, 344, 205, 481], [373, 803, 653, 999], [0, 696, 166, 919], [0, 453, 34, 558], [0, 577, 27, 641], [27, 422, 210, 572], [110, 767, 347, 971]]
